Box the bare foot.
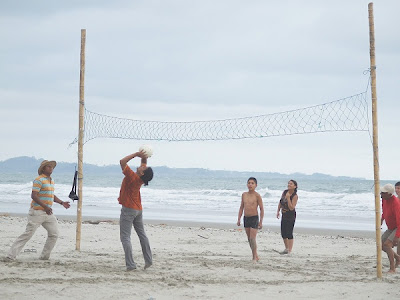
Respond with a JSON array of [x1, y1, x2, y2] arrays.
[[144, 262, 152, 270], [394, 254, 400, 267], [388, 269, 396, 274], [1, 256, 14, 262]]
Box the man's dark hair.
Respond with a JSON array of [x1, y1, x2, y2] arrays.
[[248, 177, 257, 184], [395, 181, 400, 187], [141, 167, 153, 186]]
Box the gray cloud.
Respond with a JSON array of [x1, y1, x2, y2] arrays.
[[0, 0, 399, 179]]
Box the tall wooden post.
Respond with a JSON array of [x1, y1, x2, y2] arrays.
[[76, 29, 86, 251], [368, 3, 382, 279]]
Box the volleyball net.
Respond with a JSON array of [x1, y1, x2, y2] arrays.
[[70, 91, 369, 145]]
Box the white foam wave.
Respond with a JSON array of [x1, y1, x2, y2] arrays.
[[0, 180, 380, 230]]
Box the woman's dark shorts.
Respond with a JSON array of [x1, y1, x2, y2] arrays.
[[281, 218, 295, 239]]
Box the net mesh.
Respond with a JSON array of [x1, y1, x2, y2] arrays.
[[70, 92, 369, 144]]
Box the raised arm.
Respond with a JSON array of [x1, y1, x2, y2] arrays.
[[287, 194, 298, 211], [120, 151, 146, 171]]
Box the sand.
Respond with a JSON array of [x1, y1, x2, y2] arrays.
[[0, 214, 399, 300]]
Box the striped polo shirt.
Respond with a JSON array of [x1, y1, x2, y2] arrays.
[[31, 175, 55, 210]]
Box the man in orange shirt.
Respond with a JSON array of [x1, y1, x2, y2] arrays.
[[118, 151, 154, 271], [395, 182, 400, 263]]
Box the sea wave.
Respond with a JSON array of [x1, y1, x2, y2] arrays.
[[0, 177, 384, 231]]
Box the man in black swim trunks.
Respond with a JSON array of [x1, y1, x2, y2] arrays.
[[237, 177, 264, 262]]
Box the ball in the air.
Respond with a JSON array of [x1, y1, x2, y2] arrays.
[[139, 144, 153, 158]]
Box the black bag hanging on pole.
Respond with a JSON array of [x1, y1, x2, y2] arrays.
[[69, 168, 79, 201]]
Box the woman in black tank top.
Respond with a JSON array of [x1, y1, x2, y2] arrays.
[[276, 179, 298, 254]]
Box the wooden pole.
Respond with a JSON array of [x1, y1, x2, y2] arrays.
[[76, 29, 86, 251], [368, 3, 382, 279]]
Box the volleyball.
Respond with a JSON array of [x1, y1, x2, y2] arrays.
[[139, 144, 153, 158]]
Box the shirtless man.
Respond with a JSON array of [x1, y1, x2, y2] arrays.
[[237, 177, 264, 262]]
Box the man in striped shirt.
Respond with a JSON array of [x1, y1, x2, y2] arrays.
[[4, 160, 70, 261]]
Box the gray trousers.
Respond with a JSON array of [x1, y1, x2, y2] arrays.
[[120, 206, 152, 269]]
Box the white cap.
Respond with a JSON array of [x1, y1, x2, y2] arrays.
[[380, 184, 395, 195]]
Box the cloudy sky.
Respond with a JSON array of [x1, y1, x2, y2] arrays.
[[1, 0, 399, 180]]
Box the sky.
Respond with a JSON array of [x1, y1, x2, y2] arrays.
[[0, 0, 399, 180]]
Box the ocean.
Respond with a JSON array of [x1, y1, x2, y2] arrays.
[[0, 172, 393, 232]]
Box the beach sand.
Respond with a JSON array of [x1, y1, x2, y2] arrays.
[[0, 214, 398, 300]]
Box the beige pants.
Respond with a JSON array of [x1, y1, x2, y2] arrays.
[[7, 208, 59, 260]]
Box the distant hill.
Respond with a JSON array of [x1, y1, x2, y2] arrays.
[[0, 156, 120, 175], [0, 156, 363, 180]]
